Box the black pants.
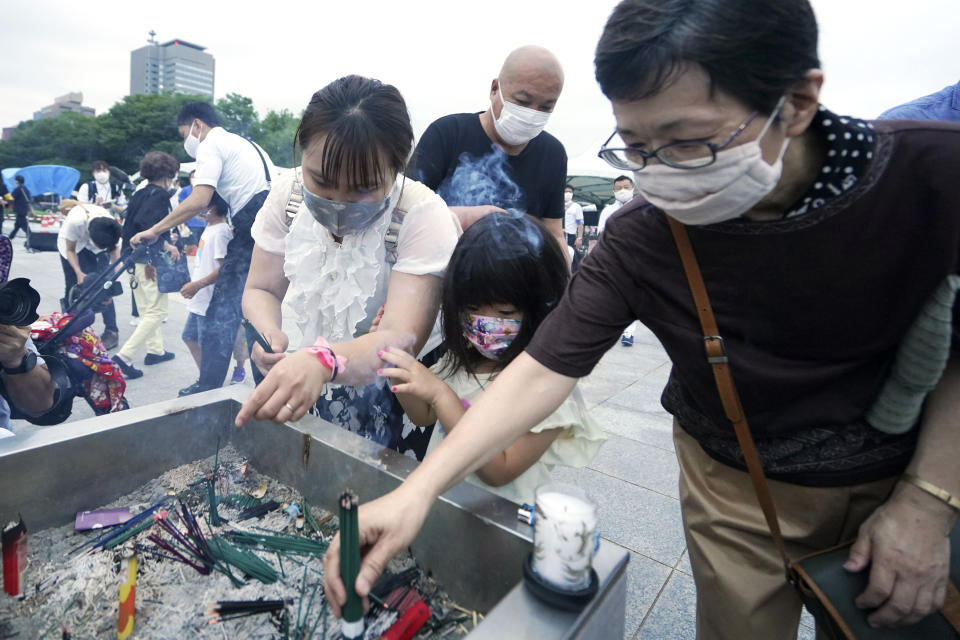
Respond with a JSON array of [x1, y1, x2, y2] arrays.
[[198, 191, 268, 390], [61, 251, 119, 333], [8, 214, 30, 242]]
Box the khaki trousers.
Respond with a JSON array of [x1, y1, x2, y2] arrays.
[[117, 263, 167, 361], [674, 421, 897, 640]]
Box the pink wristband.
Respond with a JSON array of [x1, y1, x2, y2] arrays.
[[305, 337, 348, 382]]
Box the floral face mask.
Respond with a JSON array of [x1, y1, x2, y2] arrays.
[[461, 313, 522, 360]]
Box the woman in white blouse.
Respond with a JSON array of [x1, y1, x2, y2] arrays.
[[240, 75, 461, 449]]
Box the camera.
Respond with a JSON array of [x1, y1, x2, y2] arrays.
[[0, 278, 41, 326]]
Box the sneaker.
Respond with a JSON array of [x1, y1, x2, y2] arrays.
[[101, 330, 119, 351], [112, 355, 143, 379], [178, 381, 203, 397], [620, 334, 634, 347], [144, 351, 175, 365], [129, 317, 140, 327], [230, 365, 246, 384]]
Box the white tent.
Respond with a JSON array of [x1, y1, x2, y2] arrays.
[[566, 150, 624, 180]]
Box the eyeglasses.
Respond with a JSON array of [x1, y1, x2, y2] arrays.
[[597, 111, 760, 171]]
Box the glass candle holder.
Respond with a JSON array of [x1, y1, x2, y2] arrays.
[[532, 483, 598, 591]]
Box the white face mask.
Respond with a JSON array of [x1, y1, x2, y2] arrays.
[[614, 188, 634, 204], [632, 98, 789, 225], [492, 85, 550, 146], [183, 122, 201, 159], [93, 171, 110, 184], [564, 191, 573, 204]]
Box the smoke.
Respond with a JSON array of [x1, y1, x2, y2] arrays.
[[437, 145, 525, 216]]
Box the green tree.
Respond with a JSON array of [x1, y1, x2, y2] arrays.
[[0, 111, 100, 171], [217, 93, 258, 140], [254, 108, 300, 168]]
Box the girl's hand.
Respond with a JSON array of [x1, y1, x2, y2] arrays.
[[378, 347, 444, 405], [250, 327, 289, 374], [235, 349, 328, 426]]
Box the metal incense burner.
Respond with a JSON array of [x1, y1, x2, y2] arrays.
[[0, 387, 628, 639]]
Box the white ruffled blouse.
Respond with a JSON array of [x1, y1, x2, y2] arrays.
[[251, 171, 460, 348]]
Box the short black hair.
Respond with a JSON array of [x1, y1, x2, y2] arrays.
[[88, 217, 122, 250], [14, 176, 24, 184], [92, 160, 109, 172], [564, 183, 575, 191], [207, 191, 228, 217], [595, 0, 820, 114], [614, 175, 634, 185], [140, 151, 180, 182], [177, 102, 221, 128], [296, 75, 413, 191], [440, 213, 569, 377]]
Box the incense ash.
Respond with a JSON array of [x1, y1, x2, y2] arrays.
[[0, 446, 475, 639]]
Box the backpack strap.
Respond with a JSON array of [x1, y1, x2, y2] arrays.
[[86, 181, 97, 203]]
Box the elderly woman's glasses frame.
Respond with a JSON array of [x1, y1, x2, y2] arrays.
[[598, 111, 760, 171]]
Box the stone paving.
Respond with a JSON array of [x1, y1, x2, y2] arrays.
[[6, 231, 816, 639]]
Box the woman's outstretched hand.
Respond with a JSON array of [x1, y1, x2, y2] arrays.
[[322, 484, 432, 617], [235, 349, 328, 426]]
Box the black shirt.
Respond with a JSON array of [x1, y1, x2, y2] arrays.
[[408, 113, 567, 220], [121, 184, 171, 262], [527, 116, 960, 487], [12, 185, 31, 216]]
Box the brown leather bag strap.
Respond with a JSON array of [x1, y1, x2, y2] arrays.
[[667, 215, 792, 572]]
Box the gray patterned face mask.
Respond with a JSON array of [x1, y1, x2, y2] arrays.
[[300, 177, 399, 236]]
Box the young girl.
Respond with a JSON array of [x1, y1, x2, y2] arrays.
[[379, 213, 606, 504]]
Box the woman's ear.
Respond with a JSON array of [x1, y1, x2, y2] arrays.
[[782, 69, 824, 138]]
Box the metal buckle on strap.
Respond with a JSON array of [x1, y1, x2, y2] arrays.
[[704, 335, 728, 364]]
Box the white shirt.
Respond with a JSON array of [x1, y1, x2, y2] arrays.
[[252, 171, 461, 346], [564, 201, 584, 235], [598, 200, 623, 234], [193, 127, 275, 214], [426, 353, 606, 506], [56, 204, 117, 258], [77, 181, 126, 207], [187, 222, 233, 316]]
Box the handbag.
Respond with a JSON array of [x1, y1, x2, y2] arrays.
[[154, 251, 191, 294], [666, 215, 960, 639]]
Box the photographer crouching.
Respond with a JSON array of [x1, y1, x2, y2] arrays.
[[0, 237, 62, 435]]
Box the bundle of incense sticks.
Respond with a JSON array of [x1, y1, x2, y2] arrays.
[[67, 499, 168, 556], [339, 490, 364, 640], [208, 598, 289, 624]]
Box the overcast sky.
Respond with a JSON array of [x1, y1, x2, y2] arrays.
[[2, 0, 958, 161]]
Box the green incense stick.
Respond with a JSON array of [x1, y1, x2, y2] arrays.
[[339, 490, 364, 639]]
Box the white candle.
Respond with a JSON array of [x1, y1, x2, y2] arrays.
[[532, 484, 598, 591]]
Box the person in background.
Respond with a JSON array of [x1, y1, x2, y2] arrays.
[[113, 151, 180, 379], [321, 0, 960, 636], [598, 174, 636, 233], [56, 199, 123, 349], [178, 192, 232, 395], [237, 75, 460, 453], [381, 213, 605, 505], [563, 184, 583, 270], [77, 160, 127, 214], [131, 102, 274, 393], [879, 79, 960, 122], [0, 236, 58, 435], [8, 176, 32, 247], [598, 175, 641, 345], [180, 170, 205, 254], [409, 46, 567, 249]]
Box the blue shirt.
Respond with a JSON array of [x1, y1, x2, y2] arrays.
[[879, 80, 960, 122]]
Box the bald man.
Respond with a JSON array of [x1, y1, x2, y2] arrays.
[[409, 46, 567, 246]]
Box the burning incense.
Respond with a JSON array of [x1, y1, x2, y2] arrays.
[[339, 490, 364, 639], [116, 556, 137, 640]]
